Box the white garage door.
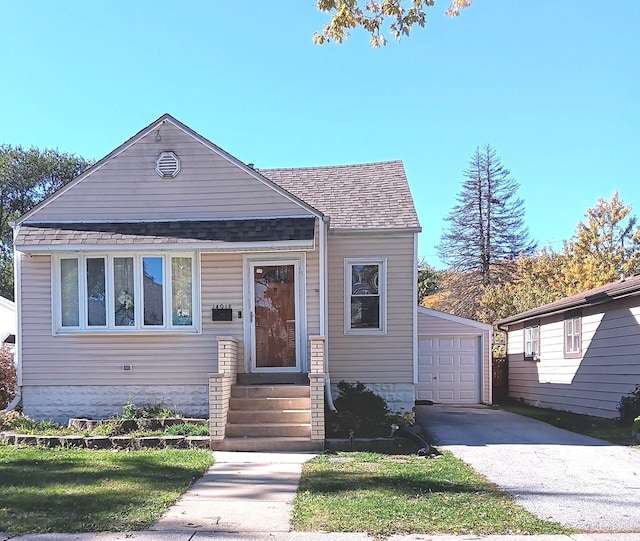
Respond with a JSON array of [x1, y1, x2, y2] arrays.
[[417, 335, 481, 403]]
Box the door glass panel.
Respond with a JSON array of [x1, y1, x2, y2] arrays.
[[86, 258, 106, 326], [143, 257, 164, 326], [254, 265, 296, 368]]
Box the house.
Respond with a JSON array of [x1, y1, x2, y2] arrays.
[[0, 295, 16, 346], [10, 113, 422, 450], [496, 274, 640, 418]]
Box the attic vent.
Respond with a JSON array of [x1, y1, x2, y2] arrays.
[[155, 151, 181, 178]]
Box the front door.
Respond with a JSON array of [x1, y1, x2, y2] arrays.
[[249, 260, 300, 372]]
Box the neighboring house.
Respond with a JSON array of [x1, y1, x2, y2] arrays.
[[11, 114, 422, 450], [497, 274, 640, 418], [0, 296, 16, 346]]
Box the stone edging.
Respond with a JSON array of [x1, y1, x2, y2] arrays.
[[0, 431, 210, 450]]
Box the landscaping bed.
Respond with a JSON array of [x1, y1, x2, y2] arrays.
[[0, 407, 211, 450], [0, 430, 209, 449]]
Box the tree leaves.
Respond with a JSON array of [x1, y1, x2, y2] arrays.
[[314, 0, 471, 47], [0, 145, 90, 299]]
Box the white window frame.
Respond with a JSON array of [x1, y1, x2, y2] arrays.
[[53, 252, 199, 334], [564, 316, 581, 356], [344, 258, 386, 335], [524, 325, 539, 360]]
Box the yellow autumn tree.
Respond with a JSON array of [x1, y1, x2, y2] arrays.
[[478, 192, 640, 323], [478, 249, 565, 323], [558, 192, 640, 295], [314, 0, 472, 47]]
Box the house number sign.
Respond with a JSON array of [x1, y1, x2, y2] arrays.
[[212, 304, 233, 322]]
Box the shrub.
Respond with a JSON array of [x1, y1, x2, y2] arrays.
[[326, 381, 412, 438], [617, 385, 640, 424], [165, 423, 209, 437], [120, 397, 182, 420], [0, 346, 16, 409], [0, 411, 68, 435], [633, 416, 640, 434]]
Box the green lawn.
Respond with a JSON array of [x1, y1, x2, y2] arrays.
[[497, 400, 639, 447], [0, 444, 213, 534], [292, 452, 572, 537]]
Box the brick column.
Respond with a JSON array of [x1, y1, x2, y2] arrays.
[[308, 336, 326, 441], [208, 337, 238, 446]]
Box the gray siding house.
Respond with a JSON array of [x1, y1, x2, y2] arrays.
[[11, 114, 421, 450], [497, 274, 640, 418]]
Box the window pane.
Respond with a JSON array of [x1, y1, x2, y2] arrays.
[[171, 257, 192, 326], [60, 258, 79, 327], [86, 258, 106, 326], [114, 257, 135, 326], [352, 264, 379, 295], [351, 296, 380, 328], [525, 327, 539, 355], [143, 257, 164, 326]]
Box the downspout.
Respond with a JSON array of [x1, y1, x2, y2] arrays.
[[412, 233, 419, 393], [3, 222, 22, 412], [319, 216, 336, 411]]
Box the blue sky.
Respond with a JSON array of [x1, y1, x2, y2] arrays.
[[2, 1, 638, 268]]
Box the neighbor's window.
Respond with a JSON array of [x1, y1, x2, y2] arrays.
[[345, 258, 386, 333], [56, 253, 197, 333], [564, 316, 581, 357], [524, 325, 539, 360]]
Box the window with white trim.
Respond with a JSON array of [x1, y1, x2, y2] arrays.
[[345, 258, 386, 333], [524, 325, 539, 360], [564, 316, 581, 356], [55, 253, 198, 333]]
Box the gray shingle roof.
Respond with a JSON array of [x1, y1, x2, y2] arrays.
[[260, 161, 420, 231], [496, 273, 640, 326], [15, 218, 315, 247]]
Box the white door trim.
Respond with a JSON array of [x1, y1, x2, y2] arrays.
[[243, 253, 307, 373]]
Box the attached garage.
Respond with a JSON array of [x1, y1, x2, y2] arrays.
[[416, 307, 492, 405]]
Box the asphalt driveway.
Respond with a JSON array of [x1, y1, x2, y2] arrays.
[[415, 405, 640, 532]]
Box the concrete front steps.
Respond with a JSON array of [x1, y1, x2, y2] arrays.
[[212, 384, 324, 452]]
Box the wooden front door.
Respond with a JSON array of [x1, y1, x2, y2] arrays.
[[251, 262, 299, 371]]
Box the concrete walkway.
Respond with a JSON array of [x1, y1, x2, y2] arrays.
[[152, 451, 313, 533], [416, 405, 640, 532]]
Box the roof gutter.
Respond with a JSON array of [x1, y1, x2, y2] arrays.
[[496, 289, 640, 328]]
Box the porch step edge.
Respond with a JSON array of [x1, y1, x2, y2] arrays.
[[211, 437, 324, 452]]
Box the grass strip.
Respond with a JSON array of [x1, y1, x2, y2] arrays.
[[497, 400, 637, 446], [292, 452, 572, 537], [0, 445, 213, 534]]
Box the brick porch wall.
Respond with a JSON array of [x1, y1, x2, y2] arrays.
[[208, 336, 238, 444], [309, 336, 326, 441]]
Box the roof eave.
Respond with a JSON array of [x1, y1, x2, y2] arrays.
[[496, 288, 640, 327], [329, 226, 422, 234]]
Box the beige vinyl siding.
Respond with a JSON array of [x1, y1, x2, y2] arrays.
[[417, 310, 491, 403], [19, 245, 322, 385], [20, 254, 218, 386], [305, 223, 321, 339], [506, 296, 640, 418], [327, 232, 415, 383], [28, 123, 307, 222]]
